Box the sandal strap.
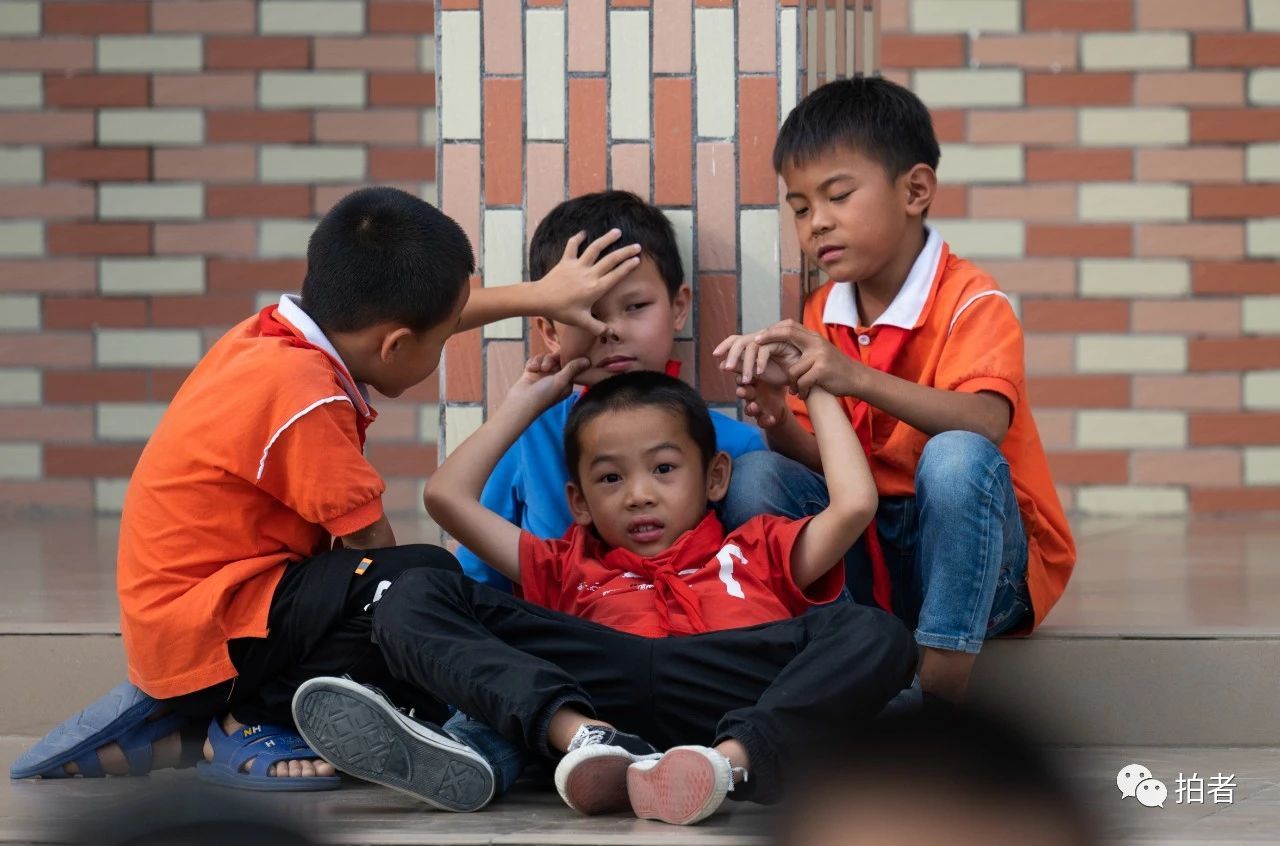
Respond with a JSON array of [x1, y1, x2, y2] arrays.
[[118, 711, 187, 776]]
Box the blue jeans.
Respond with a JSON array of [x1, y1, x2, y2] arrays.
[[722, 431, 1032, 655], [444, 711, 525, 798]]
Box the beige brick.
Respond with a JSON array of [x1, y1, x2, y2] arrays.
[[421, 109, 438, 147], [1256, 0, 1280, 29], [483, 209, 524, 339], [440, 11, 480, 140], [100, 258, 204, 295], [526, 10, 565, 141], [0, 368, 39, 404], [1080, 259, 1190, 298], [1246, 219, 1280, 257], [260, 0, 364, 34], [97, 37, 202, 72], [1079, 184, 1189, 222], [1244, 371, 1280, 410], [1247, 144, 1280, 181], [663, 209, 695, 317], [99, 184, 202, 220], [0, 221, 41, 257], [259, 220, 317, 257], [693, 7, 732, 139], [0, 443, 38, 480], [914, 70, 1022, 108], [1243, 296, 1280, 333], [1081, 33, 1189, 71], [0, 148, 39, 183], [97, 402, 169, 440], [1245, 447, 1280, 485], [260, 72, 365, 109], [0, 74, 39, 109], [741, 209, 780, 331], [443, 405, 483, 458], [614, 11, 655, 140], [1077, 410, 1186, 449], [934, 221, 1024, 258], [1077, 485, 1187, 516], [420, 36, 435, 73], [94, 478, 129, 513], [1076, 335, 1187, 373], [98, 109, 203, 146], [780, 7, 798, 118], [260, 146, 366, 182], [417, 403, 441, 443], [1079, 108, 1189, 147], [97, 331, 201, 368], [910, 0, 1019, 33], [0, 294, 38, 330], [420, 181, 437, 207], [1249, 70, 1280, 106], [938, 144, 1023, 184], [0, 2, 40, 36]]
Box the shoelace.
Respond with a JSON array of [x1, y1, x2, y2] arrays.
[[568, 724, 608, 752]]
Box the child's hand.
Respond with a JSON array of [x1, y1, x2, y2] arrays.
[[504, 354, 591, 413], [712, 333, 801, 387], [753, 320, 863, 399], [534, 229, 642, 336], [736, 381, 788, 429]]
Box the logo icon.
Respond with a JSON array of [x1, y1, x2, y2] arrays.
[[1118, 763, 1166, 809]]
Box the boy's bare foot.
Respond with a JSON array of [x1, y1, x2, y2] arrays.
[[204, 714, 337, 778], [61, 712, 183, 776], [918, 647, 977, 703]]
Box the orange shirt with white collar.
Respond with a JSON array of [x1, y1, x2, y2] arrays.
[[785, 227, 1075, 631], [117, 295, 386, 698]]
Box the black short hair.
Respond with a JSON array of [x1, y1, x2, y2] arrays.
[[773, 76, 941, 180], [301, 187, 474, 334], [528, 190, 683, 298], [564, 371, 716, 483]]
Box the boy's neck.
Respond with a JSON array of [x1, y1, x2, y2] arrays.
[[854, 224, 927, 327]]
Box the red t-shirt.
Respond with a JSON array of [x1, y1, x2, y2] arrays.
[[518, 512, 842, 638]]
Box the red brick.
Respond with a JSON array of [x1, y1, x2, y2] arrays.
[[206, 185, 312, 218], [439, 0, 479, 8], [152, 73, 257, 108], [1190, 413, 1280, 445], [0, 113, 93, 145], [1133, 449, 1241, 487], [1192, 261, 1280, 295], [1191, 109, 1280, 143], [1025, 0, 1132, 31], [44, 369, 147, 402], [152, 1, 257, 34], [654, 77, 693, 206], [1026, 72, 1132, 106], [1022, 299, 1129, 332], [47, 223, 151, 256], [43, 2, 149, 33], [0, 481, 93, 513], [1028, 375, 1131, 408], [485, 340, 527, 414], [205, 37, 311, 70], [0, 260, 96, 294], [1047, 451, 1129, 484], [369, 1, 437, 32], [315, 110, 421, 145], [1192, 185, 1280, 219], [1137, 224, 1243, 259], [697, 275, 738, 403], [152, 369, 194, 401], [207, 259, 306, 293], [1026, 225, 1132, 258], [154, 222, 257, 256], [0, 334, 92, 368], [569, 79, 607, 196], [931, 184, 968, 218], [44, 444, 144, 478], [1134, 375, 1240, 410], [154, 147, 257, 182], [739, 76, 778, 206], [0, 39, 94, 71], [930, 109, 965, 143], [314, 37, 420, 70], [484, 79, 522, 206], [398, 370, 441, 403], [43, 296, 147, 329], [314, 182, 418, 216], [444, 328, 481, 402], [1026, 149, 1133, 183], [881, 35, 965, 68], [43, 74, 149, 108], [1136, 71, 1244, 107], [1189, 339, 1280, 372], [369, 73, 436, 107], [207, 111, 312, 143], [151, 295, 256, 327], [368, 148, 437, 181], [0, 186, 95, 218], [45, 148, 149, 182], [1194, 34, 1280, 68], [0, 407, 93, 439], [366, 444, 439, 476], [1133, 299, 1239, 334], [1192, 487, 1280, 513]]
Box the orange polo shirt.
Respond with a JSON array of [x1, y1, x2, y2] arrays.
[[118, 295, 385, 698], [786, 227, 1075, 631]]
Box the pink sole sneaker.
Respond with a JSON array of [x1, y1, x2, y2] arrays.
[[555, 745, 644, 815], [626, 746, 732, 825]]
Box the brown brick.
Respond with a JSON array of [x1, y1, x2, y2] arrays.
[[206, 185, 311, 218], [654, 77, 693, 206], [314, 37, 420, 70], [1028, 375, 1131, 408], [1134, 375, 1240, 410], [1192, 487, 1280, 513], [568, 78, 606, 196], [1136, 71, 1244, 107], [1137, 223, 1243, 259], [484, 79, 522, 206], [47, 223, 151, 256], [0, 260, 96, 294], [44, 444, 144, 478], [1026, 72, 1132, 106], [366, 444, 439, 476], [1137, 0, 1246, 31], [369, 73, 436, 106], [1190, 413, 1280, 445], [0, 334, 92, 367], [1047, 451, 1129, 484], [0, 186, 95, 218], [1133, 449, 1241, 488], [1189, 339, 1280, 372], [44, 369, 147, 402], [154, 222, 257, 256], [151, 295, 256, 327], [1191, 109, 1280, 143], [205, 37, 311, 70], [1138, 148, 1243, 183], [368, 148, 437, 181], [1194, 34, 1280, 68], [0, 39, 94, 71], [152, 369, 194, 400], [1022, 299, 1129, 332], [44, 74, 149, 108], [881, 35, 965, 68], [1026, 149, 1133, 183], [931, 185, 969, 218], [1025, 0, 1132, 31], [739, 76, 778, 206], [152, 1, 257, 34], [369, 1, 437, 33], [930, 109, 965, 143], [698, 275, 738, 403], [44, 1, 149, 33], [970, 34, 1078, 70], [1192, 185, 1280, 219], [314, 182, 418, 216], [43, 296, 148, 329], [1026, 225, 1132, 258], [154, 147, 257, 182], [1192, 261, 1280, 295], [152, 73, 257, 108], [0, 113, 94, 145], [1133, 299, 1239, 334], [398, 369, 441, 403], [207, 259, 307, 293], [444, 328, 482, 402], [45, 148, 149, 182], [0, 481, 93, 512], [207, 111, 312, 143], [484, 340, 526, 414]]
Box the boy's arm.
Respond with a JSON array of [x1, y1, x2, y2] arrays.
[[424, 355, 589, 583], [788, 387, 877, 590], [456, 230, 641, 335], [340, 513, 396, 549]]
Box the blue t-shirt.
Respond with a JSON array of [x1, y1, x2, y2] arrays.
[[455, 392, 766, 591]]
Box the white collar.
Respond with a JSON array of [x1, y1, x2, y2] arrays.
[[278, 294, 372, 409], [821, 225, 944, 331]]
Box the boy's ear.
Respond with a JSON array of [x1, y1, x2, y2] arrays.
[[379, 326, 415, 363], [671, 285, 692, 333], [704, 450, 733, 503], [565, 480, 594, 527], [535, 316, 562, 356], [902, 163, 937, 219]]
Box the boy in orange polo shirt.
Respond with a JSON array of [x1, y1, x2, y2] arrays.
[[716, 77, 1075, 703]]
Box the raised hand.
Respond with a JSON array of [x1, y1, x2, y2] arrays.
[[534, 230, 642, 336]]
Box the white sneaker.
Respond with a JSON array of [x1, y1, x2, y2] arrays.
[[554, 724, 661, 815], [627, 745, 735, 825]]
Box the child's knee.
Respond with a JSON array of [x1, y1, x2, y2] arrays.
[[722, 451, 819, 525], [915, 430, 1005, 509]]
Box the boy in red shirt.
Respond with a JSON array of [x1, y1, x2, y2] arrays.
[[292, 364, 913, 825], [716, 76, 1075, 703]]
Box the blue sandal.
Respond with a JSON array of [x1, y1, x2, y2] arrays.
[[196, 719, 341, 791], [10, 681, 189, 779]]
